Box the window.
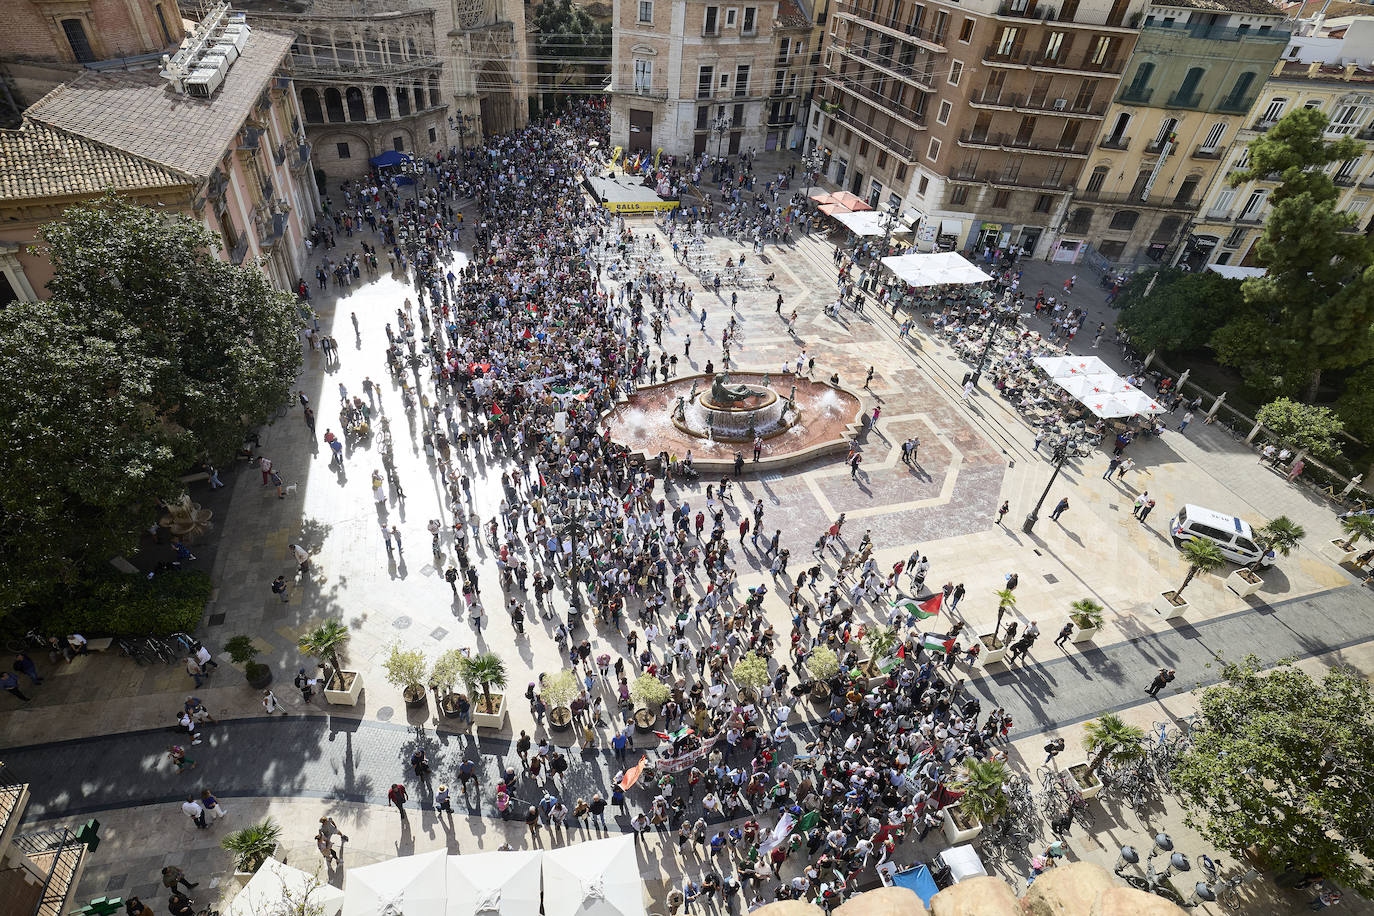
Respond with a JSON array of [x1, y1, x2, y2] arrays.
[[1175, 176, 1199, 204], [324, 88, 345, 122], [1239, 189, 1267, 219], [992, 190, 1011, 208], [959, 18, 975, 42], [1224, 227, 1246, 248], [951, 186, 969, 205], [374, 86, 392, 119], [1329, 104, 1365, 137], [1201, 122, 1226, 151], [697, 106, 710, 130], [928, 137, 941, 161], [1043, 32, 1064, 61], [1086, 165, 1108, 193], [1260, 97, 1286, 124], [393, 136, 405, 151], [1099, 240, 1125, 259], [698, 66, 714, 98], [704, 6, 719, 35], [638, 0, 653, 22], [1088, 36, 1112, 66], [1109, 210, 1138, 231], [346, 87, 366, 121], [1033, 194, 1052, 213], [1210, 187, 1237, 217], [428, 127, 437, 143], [336, 142, 351, 159], [61, 18, 95, 63], [743, 6, 757, 34], [918, 176, 930, 196], [732, 103, 744, 127], [302, 88, 323, 123], [726, 8, 737, 26], [937, 100, 952, 124], [1225, 72, 1256, 108], [859, 139, 870, 158], [948, 61, 963, 86], [634, 59, 653, 92], [720, 73, 729, 88], [1067, 207, 1091, 232], [877, 150, 888, 169], [1335, 157, 1359, 182], [896, 163, 908, 182], [154, 4, 173, 43], [734, 64, 750, 96], [995, 27, 1019, 56], [1174, 67, 1205, 105], [1234, 148, 1251, 170], [1153, 216, 1182, 243], [1125, 62, 1153, 98]]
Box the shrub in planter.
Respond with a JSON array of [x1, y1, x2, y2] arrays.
[[42, 570, 213, 636], [1247, 515, 1305, 572], [1163, 539, 1226, 608], [431, 649, 468, 716], [1081, 713, 1145, 785], [1337, 514, 1374, 552], [541, 669, 580, 729], [953, 758, 1008, 827], [806, 646, 840, 689], [732, 652, 771, 697], [383, 643, 430, 705], [222, 818, 282, 873], [225, 635, 272, 688], [630, 673, 670, 728]]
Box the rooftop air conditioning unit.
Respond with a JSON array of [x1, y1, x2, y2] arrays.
[[1052, 98, 1068, 110], [211, 40, 239, 64], [221, 23, 251, 52], [186, 64, 225, 97]]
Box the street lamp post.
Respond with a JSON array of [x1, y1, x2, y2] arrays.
[[1022, 431, 1093, 534], [447, 113, 474, 157], [712, 112, 731, 162], [879, 197, 900, 257], [968, 301, 1018, 387]]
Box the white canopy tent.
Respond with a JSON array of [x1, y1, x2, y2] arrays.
[[1033, 355, 1117, 380], [542, 835, 646, 916], [833, 210, 905, 237], [344, 849, 447, 916], [446, 850, 542, 916], [229, 858, 345, 916], [1033, 356, 1165, 419], [938, 845, 988, 883], [880, 251, 990, 287]]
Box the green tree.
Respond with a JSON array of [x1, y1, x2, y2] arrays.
[[1116, 269, 1244, 355], [1334, 362, 1374, 442], [531, 0, 610, 107], [1172, 657, 1374, 895], [298, 620, 351, 679], [1173, 538, 1226, 599], [1339, 513, 1374, 550], [1082, 713, 1145, 776], [1212, 109, 1374, 398], [954, 758, 1009, 825], [1256, 397, 1346, 460], [0, 194, 300, 611], [460, 652, 508, 711], [1250, 515, 1306, 570]]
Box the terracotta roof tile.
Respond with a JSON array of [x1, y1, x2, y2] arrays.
[[24, 28, 295, 179], [0, 121, 193, 202]]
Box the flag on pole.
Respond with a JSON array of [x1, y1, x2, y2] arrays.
[[653, 726, 695, 743], [921, 632, 951, 654], [620, 755, 647, 790], [759, 812, 796, 854], [892, 592, 942, 620]]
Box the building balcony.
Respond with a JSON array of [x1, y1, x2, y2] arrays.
[[1074, 188, 1198, 210], [822, 75, 927, 131], [1099, 135, 1131, 150], [994, 1, 1047, 19], [1335, 174, 1357, 188], [258, 212, 288, 250], [293, 55, 442, 79], [950, 167, 1071, 191], [1358, 125, 1374, 141], [1251, 117, 1280, 132], [1030, 53, 1123, 76], [969, 91, 1107, 118], [958, 130, 1089, 157], [968, 91, 1020, 111], [831, 43, 935, 93], [613, 84, 669, 100], [293, 142, 312, 171], [832, 2, 947, 52], [1142, 19, 1290, 43], [827, 104, 916, 161], [1360, 174, 1374, 188], [1216, 95, 1254, 114], [237, 126, 263, 151], [767, 112, 798, 127], [230, 237, 251, 265], [1118, 86, 1153, 104], [1167, 90, 1203, 109], [1191, 145, 1223, 160], [8, 827, 87, 916]]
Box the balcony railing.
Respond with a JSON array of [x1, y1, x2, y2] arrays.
[[1074, 188, 1197, 210], [1143, 19, 1290, 43], [828, 104, 916, 160], [1099, 135, 1131, 150], [230, 237, 251, 265], [823, 74, 927, 128], [615, 84, 669, 99], [1192, 145, 1223, 160], [292, 55, 442, 77], [949, 167, 1071, 190], [983, 44, 1123, 74], [293, 142, 312, 170], [995, 1, 1044, 19], [237, 126, 263, 151], [1119, 86, 1153, 104], [1168, 90, 1203, 109], [832, 42, 935, 91], [969, 91, 1107, 117], [1251, 117, 1280, 132], [12, 827, 85, 916], [958, 130, 1089, 156], [832, 2, 948, 49], [258, 212, 288, 249]]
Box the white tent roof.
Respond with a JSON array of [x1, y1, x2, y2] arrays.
[[939, 845, 988, 883], [1032, 355, 1117, 380], [1206, 264, 1266, 280], [1035, 357, 1166, 418], [833, 210, 906, 237], [542, 835, 646, 916], [229, 858, 345, 916], [446, 850, 542, 916], [344, 849, 448, 916], [881, 251, 990, 287]]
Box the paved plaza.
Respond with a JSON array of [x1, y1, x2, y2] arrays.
[[2, 153, 1371, 914]]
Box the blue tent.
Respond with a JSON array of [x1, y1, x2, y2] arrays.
[[370, 150, 413, 168], [891, 866, 939, 906]]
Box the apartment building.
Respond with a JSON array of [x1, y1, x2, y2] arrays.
[[608, 0, 814, 158], [1190, 11, 1374, 269], [1056, 0, 1289, 267], [805, 0, 1148, 257]]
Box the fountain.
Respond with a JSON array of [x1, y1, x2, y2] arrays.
[[159, 493, 215, 540], [605, 370, 865, 472]]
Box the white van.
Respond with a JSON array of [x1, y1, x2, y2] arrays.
[[1169, 504, 1273, 567]]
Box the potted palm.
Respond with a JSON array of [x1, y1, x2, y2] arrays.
[[1231, 516, 1304, 596], [431, 649, 468, 718], [979, 588, 1017, 665], [806, 646, 839, 703], [384, 644, 430, 709], [1326, 513, 1374, 564], [1155, 539, 1226, 619], [542, 670, 581, 731], [461, 652, 508, 729], [1070, 713, 1145, 800], [942, 758, 1007, 844], [859, 626, 899, 686], [1069, 598, 1105, 643], [299, 620, 360, 705], [225, 635, 272, 689], [630, 672, 670, 732], [222, 818, 283, 876]]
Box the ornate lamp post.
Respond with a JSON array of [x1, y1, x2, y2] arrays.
[[712, 112, 731, 161], [448, 113, 475, 156], [968, 301, 1019, 387], [1022, 428, 1095, 534]]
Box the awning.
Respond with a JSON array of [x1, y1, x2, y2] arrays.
[[880, 251, 991, 287], [833, 210, 903, 236], [939, 845, 988, 883], [830, 190, 873, 211], [1033, 357, 1166, 418], [229, 859, 344, 916], [890, 865, 939, 905], [939, 219, 964, 238], [1033, 355, 1116, 380], [818, 202, 847, 216], [809, 192, 838, 205], [370, 150, 414, 168]]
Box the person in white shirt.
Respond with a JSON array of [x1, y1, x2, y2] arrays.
[[181, 797, 207, 829]]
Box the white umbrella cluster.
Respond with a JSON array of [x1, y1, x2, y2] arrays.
[[1033, 356, 1165, 420]]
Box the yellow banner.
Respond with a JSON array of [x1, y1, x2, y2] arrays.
[[611, 146, 623, 166], [602, 199, 679, 214]]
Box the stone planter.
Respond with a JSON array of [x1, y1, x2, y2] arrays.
[[471, 693, 507, 730], [978, 634, 1008, 666], [1226, 568, 1263, 597], [439, 692, 466, 719], [941, 806, 983, 844], [1154, 591, 1188, 620], [810, 682, 833, 705], [1324, 539, 1360, 565], [324, 670, 363, 706], [245, 663, 273, 690], [1067, 763, 1103, 800], [633, 707, 659, 733], [1070, 623, 1099, 644], [403, 685, 428, 710]]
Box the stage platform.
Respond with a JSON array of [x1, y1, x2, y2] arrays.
[[584, 173, 679, 214]]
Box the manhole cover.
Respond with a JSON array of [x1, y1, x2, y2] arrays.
[[393, 615, 412, 629], [1109, 504, 1120, 512], [1044, 574, 1058, 584], [430, 627, 449, 641], [207, 613, 226, 627]]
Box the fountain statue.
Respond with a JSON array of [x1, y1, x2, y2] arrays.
[[761, 372, 770, 389], [159, 493, 214, 540], [688, 379, 700, 402], [673, 395, 687, 421], [710, 371, 761, 406]]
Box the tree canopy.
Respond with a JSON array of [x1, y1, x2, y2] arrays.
[[1116, 269, 1244, 355], [1212, 108, 1374, 398], [1172, 657, 1374, 895], [1255, 397, 1346, 459], [0, 194, 301, 610], [532, 0, 610, 99]]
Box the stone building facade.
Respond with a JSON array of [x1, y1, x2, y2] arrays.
[[608, 0, 815, 159], [238, 0, 529, 177]]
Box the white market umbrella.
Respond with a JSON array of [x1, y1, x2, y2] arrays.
[[344, 849, 447, 916], [228, 858, 345, 916], [542, 835, 646, 916], [1033, 355, 1117, 380], [446, 850, 542, 916]]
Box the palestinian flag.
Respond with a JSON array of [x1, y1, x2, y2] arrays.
[[551, 383, 592, 402], [892, 592, 942, 620], [654, 726, 695, 743], [791, 810, 820, 835], [921, 632, 951, 654]]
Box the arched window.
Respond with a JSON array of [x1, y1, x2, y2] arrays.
[[1173, 67, 1205, 106], [1086, 165, 1109, 193], [324, 88, 345, 122], [373, 86, 392, 119], [396, 87, 411, 117], [1225, 72, 1256, 109], [1125, 61, 1153, 98], [1108, 210, 1138, 231], [346, 86, 366, 121], [335, 33, 357, 68], [407, 37, 419, 59], [362, 30, 381, 66], [1153, 215, 1182, 242], [301, 87, 324, 123]]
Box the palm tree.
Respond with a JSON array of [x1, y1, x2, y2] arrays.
[[1339, 513, 1374, 550], [1174, 539, 1226, 600], [461, 652, 507, 713], [992, 588, 1017, 641], [1069, 598, 1105, 630], [862, 626, 898, 661], [298, 619, 350, 682], [1248, 515, 1306, 571], [1082, 713, 1146, 776], [954, 758, 1009, 825]]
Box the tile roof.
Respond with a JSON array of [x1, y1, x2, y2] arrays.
[[0, 121, 193, 202], [777, 0, 813, 29], [24, 27, 295, 180], [1278, 0, 1374, 18]]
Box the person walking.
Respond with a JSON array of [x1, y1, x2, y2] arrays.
[[184, 656, 206, 689], [181, 796, 207, 830], [262, 689, 285, 715], [388, 783, 409, 821], [996, 501, 1009, 525], [316, 831, 340, 864], [1053, 622, 1074, 649], [1137, 498, 1156, 524], [200, 789, 226, 822], [1043, 737, 1066, 765], [13, 652, 42, 685], [1145, 668, 1176, 698], [1, 671, 30, 702], [1102, 456, 1121, 480], [1049, 497, 1070, 522], [294, 668, 315, 703], [161, 867, 197, 892], [1132, 492, 1150, 518], [1178, 411, 1194, 432]]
